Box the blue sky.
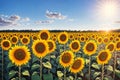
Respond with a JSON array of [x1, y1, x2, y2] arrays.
[[0, 0, 120, 30]]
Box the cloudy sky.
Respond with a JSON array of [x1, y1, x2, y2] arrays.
[[0, 0, 120, 30]]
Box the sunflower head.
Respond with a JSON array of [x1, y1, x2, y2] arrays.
[[80, 36, 85, 42], [59, 51, 74, 68], [9, 46, 31, 66], [1, 40, 11, 50], [21, 37, 30, 45], [38, 30, 50, 40], [97, 37, 103, 44], [70, 57, 85, 74], [103, 37, 109, 44], [69, 40, 81, 52], [116, 40, 120, 51], [32, 35, 38, 41], [19, 34, 23, 39], [106, 42, 115, 52], [58, 32, 68, 44], [32, 40, 49, 58], [11, 36, 18, 45], [97, 49, 111, 65], [47, 40, 56, 53], [69, 34, 74, 40], [83, 40, 97, 56]]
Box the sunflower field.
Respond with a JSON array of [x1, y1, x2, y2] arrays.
[[0, 30, 120, 80]]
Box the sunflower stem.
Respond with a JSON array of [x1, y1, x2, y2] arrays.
[[40, 58, 42, 80], [89, 56, 91, 80], [113, 52, 116, 79], [2, 49, 4, 80], [48, 54, 51, 74], [19, 66, 21, 80], [101, 64, 104, 80], [64, 68, 66, 80], [75, 73, 77, 80]]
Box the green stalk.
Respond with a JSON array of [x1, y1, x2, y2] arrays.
[[64, 68, 66, 80], [2, 49, 4, 80], [113, 53, 116, 79], [40, 58, 42, 80], [89, 56, 91, 80], [19, 66, 21, 80], [75, 73, 77, 80], [101, 64, 104, 80], [48, 54, 51, 74]]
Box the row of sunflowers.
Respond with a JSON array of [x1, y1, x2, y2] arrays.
[[0, 30, 120, 80]]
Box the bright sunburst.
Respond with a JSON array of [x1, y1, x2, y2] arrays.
[[97, 0, 119, 19]]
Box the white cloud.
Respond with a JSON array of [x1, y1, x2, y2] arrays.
[[35, 20, 54, 24], [0, 17, 13, 26], [21, 17, 30, 22], [68, 19, 74, 22], [9, 15, 20, 21], [46, 10, 67, 20]]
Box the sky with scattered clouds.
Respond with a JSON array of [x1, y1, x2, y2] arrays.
[[0, 0, 120, 30]]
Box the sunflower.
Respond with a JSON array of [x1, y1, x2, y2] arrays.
[[116, 40, 120, 51], [69, 40, 81, 52], [32, 35, 38, 41], [47, 40, 56, 53], [11, 36, 18, 45], [69, 34, 74, 40], [80, 36, 85, 42], [1, 40, 11, 50], [97, 37, 103, 44], [21, 37, 30, 45], [103, 37, 109, 44], [59, 51, 74, 68], [9, 46, 30, 66], [70, 57, 84, 74], [97, 49, 111, 65], [83, 40, 97, 56], [38, 30, 50, 40], [52, 37, 57, 42], [19, 34, 23, 39], [106, 42, 115, 52], [0, 34, 2, 39], [58, 32, 68, 44], [114, 37, 119, 42], [32, 40, 49, 58]]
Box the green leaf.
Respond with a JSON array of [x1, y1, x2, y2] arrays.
[[32, 57, 39, 63], [32, 71, 38, 75], [79, 72, 84, 77], [104, 76, 113, 80], [7, 62, 14, 68], [9, 70, 17, 79], [95, 77, 101, 80], [31, 64, 40, 70], [43, 61, 52, 69], [92, 63, 100, 70], [51, 55, 56, 58], [69, 76, 74, 80], [106, 65, 113, 75], [77, 77, 82, 80], [44, 55, 50, 60], [43, 73, 53, 80], [115, 69, 120, 78], [21, 77, 26, 80], [117, 58, 120, 65], [85, 59, 90, 65], [22, 70, 30, 76], [93, 72, 101, 79], [57, 71, 63, 78], [32, 74, 40, 80]]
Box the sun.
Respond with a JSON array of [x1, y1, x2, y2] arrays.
[[97, 0, 119, 19]]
